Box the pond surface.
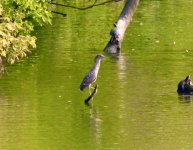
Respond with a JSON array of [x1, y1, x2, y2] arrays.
[[1, 0, 193, 149]]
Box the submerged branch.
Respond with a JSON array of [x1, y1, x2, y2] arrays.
[[51, 0, 122, 10], [85, 84, 98, 105]]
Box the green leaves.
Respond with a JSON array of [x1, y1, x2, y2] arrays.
[[0, 0, 52, 64]]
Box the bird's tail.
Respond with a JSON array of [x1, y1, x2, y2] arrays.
[[80, 84, 85, 91]]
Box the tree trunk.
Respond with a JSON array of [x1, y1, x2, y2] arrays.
[[104, 0, 140, 54]]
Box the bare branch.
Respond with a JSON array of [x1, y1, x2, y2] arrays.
[[51, 0, 122, 10]]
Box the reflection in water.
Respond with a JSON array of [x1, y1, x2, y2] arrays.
[[0, 64, 6, 78], [1, 0, 193, 149], [178, 94, 193, 103], [116, 54, 127, 121], [108, 53, 128, 85], [115, 54, 128, 133], [85, 105, 102, 145], [117, 54, 127, 80], [0, 93, 6, 105]]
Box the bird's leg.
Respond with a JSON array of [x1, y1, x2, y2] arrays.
[[90, 86, 95, 89], [89, 84, 97, 95], [89, 85, 91, 95]]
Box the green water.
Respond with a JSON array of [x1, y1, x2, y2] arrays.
[[1, 0, 193, 149]]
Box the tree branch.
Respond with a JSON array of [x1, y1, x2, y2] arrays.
[[51, 0, 122, 10], [85, 84, 98, 105], [51, 11, 67, 17]]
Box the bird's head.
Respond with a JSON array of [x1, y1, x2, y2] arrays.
[[94, 54, 105, 62], [185, 75, 192, 86]]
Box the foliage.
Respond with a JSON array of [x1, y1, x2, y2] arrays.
[[0, 0, 52, 64]]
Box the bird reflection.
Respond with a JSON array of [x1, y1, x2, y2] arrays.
[[84, 105, 102, 145], [178, 94, 193, 103]]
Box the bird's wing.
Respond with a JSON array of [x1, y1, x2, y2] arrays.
[[80, 71, 96, 91]]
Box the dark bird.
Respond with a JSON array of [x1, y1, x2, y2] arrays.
[[177, 75, 193, 94], [80, 54, 105, 94]]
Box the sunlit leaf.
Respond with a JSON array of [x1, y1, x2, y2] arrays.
[[0, 0, 52, 64]]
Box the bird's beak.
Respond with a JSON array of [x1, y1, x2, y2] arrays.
[[101, 55, 106, 59]]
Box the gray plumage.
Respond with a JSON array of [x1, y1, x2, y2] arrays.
[[80, 54, 105, 92]]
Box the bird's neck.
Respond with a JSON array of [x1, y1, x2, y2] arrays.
[[92, 60, 100, 72]]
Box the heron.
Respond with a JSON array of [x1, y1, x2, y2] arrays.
[[80, 54, 105, 95], [177, 75, 193, 94]]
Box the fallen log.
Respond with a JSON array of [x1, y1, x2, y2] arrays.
[[104, 0, 140, 53]]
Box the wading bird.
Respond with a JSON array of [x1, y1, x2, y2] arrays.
[[177, 75, 193, 94], [80, 54, 105, 95]]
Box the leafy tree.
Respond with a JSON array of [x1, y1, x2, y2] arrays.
[[0, 0, 52, 64]]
